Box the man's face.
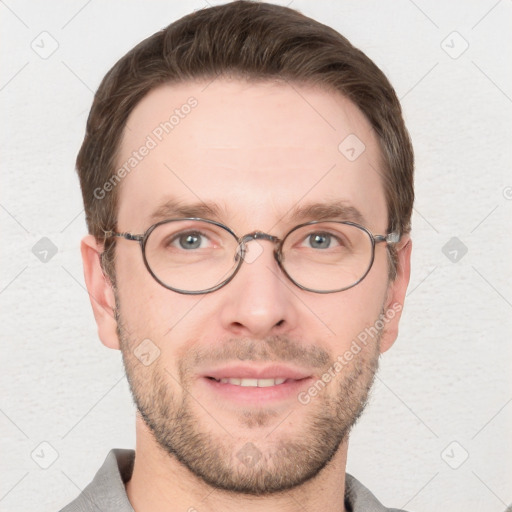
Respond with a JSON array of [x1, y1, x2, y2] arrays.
[[105, 79, 406, 494]]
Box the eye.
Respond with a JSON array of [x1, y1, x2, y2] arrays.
[[304, 232, 341, 250], [171, 231, 211, 250]]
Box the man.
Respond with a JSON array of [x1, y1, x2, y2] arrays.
[[62, 1, 414, 511]]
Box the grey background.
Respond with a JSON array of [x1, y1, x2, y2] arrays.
[[1, 1, 511, 511]]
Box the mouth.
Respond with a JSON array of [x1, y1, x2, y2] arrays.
[[207, 376, 294, 387], [199, 365, 313, 404]]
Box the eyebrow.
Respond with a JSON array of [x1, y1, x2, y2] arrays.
[[284, 201, 366, 225], [148, 198, 366, 227], [149, 199, 224, 223]]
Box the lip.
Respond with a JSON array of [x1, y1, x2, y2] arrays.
[[198, 364, 313, 404], [203, 364, 311, 381]]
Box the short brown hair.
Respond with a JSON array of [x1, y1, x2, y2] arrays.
[[76, 0, 414, 280]]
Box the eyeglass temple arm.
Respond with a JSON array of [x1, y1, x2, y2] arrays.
[[103, 230, 144, 242], [374, 232, 401, 244]]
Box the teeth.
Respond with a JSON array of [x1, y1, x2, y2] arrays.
[[256, 379, 275, 388], [218, 378, 288, 387], [228, 378, 241, 385], [241, 378, 258, 387]]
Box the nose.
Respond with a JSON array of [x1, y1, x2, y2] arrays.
[[218, 238, 299, 338]]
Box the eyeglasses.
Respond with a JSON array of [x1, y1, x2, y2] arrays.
[[104, 218, 400, 295]]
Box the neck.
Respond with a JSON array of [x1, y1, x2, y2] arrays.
[[126, 416, 349, 512]]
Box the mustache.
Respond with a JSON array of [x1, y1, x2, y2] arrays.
[[189, 335, 331, 369]]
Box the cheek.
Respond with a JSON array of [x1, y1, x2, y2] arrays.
[[114, 247, 171, 339], [310, 271, 389, 351], [115, 248, 151, 311], [115, 248, 211, 348]]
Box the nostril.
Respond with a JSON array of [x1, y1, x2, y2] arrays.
[[275, 319, 285, 327]]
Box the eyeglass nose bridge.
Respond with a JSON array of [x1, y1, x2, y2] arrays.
[[237, 231, 282, 262]]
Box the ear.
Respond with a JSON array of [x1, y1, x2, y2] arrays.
[[81, 235, 120, 350], [379, 237, 412, 353]]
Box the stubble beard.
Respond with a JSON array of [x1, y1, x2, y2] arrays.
[[116, 306, 381, 496]]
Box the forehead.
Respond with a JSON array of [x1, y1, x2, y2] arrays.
[[116, 79, 387, 233]]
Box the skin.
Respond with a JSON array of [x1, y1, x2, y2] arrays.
[[82, 78, 411, 512]]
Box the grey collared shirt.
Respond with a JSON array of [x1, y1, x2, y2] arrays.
[[59, 449, 409, 512]]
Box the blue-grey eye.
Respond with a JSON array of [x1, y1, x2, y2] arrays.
[[177, 232, 203, 249], [308, 233, 332, 249]]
